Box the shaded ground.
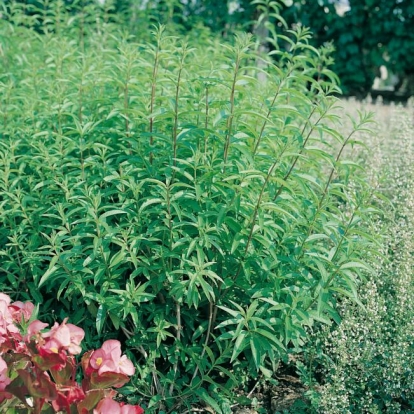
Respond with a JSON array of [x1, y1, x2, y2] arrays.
[[231, 374, 310, 414]]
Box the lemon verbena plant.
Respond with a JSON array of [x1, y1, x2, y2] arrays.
[[0, 1, 382, 412]]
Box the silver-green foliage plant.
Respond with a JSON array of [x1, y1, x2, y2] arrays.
[[313, 101, 414, 414], [0, 1, 381, 411]]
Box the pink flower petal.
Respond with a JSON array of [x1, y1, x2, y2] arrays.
[[9, 301, 35, 322], [101, 340, 122, 362], [118, 356, 135, 376], [93, 397, 121, 414], [26, 320, 49, 340], [66, 323, 84, 355], [90, 349, 106, 370], [120, 404, 144, 414], [0, 356, 11, 392], [98, 360, 118, 375], [0, 356, 7, 373], [0, 294, 11, 306]]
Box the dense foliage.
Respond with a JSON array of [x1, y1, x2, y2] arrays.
[[308, 98, 414, 413], [5, 0, 414, 96], [3, 1, 414, 413]]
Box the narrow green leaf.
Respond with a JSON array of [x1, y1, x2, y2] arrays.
[[195, 388, 222, 414]]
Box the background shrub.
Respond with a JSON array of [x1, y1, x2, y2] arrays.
[[306, 100, 414, 414]]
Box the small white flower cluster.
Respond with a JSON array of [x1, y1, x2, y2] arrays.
[[315, 99, 414, 413]]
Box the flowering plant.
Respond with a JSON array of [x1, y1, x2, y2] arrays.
[[0, 293, 144, 414]]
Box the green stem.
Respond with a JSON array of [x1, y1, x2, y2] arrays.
[[204, 86, 209, 156], [149, 31, 162, 164], [172, 45, 187, 165], [253, 65, 295, 156], [223, 57, 240, 170], [296, 128, 359, 259], [272, 102, 332, 202], [304, 205, 359, 312]]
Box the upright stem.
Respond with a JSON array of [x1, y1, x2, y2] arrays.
[[204, 85, 209, 156], [212, 142, 289, 326], [166, 181, 173, 271], [78, 61, 84, 124], [190, 301, 213, 385], [304, 204, 360, 312], [169, 301, 181, 396], [223, 58, 240, 170], [2, 86, 11, 130], [172, 45, 187, 165], [80, 134, 85, 181], [253, 65, 295, 156], [272, 102, 332, 201], [79, 0, 85, 53], [149, 29, 163, 164], [55, 0, 62, 38], [78, 83, 83, 124], [254, 7, 269, 84], [124, 71, 131, 139], [233, 155, 282, 283], [296, 128, 359, 259]]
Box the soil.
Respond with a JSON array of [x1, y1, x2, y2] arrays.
[[231, 374, 311, 414]]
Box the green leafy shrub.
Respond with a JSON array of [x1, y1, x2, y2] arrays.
[[0, 3, 382, 411]]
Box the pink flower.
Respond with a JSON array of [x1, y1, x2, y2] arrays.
[[9, 300, 35, 323], [42, 318, 85, 355], [93, 397, 121, 414], [65, 323, 84, 355], [0, 295, 19, 334], [41, 337, 65, 355], [0, 294, 11, 306], [93, 398, 144, 414], [26, 320, 49, 341], [0, 295, 21, 345], [0, 294, 35, 341], [89, 340, 135, 376], [25, 319, 84, 371], [37, 339, 68, 370], [0, 356, 11, 391], [120, 403, 144, 414]]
